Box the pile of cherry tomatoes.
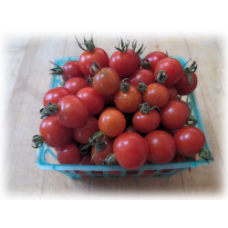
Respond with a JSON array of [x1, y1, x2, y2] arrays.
[[32, 36, 213, 176]]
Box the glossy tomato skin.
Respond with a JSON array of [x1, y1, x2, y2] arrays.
[[145, 130, 176, 164], [93, 68, 120, 95], [74, 154, 95, 174], [179, 100, 191, 116], [77, 87, 105, 116], [91, 137, 114, 165], [79, 47, 109, 77], [73, 116, 99, 144], [43, 87, 72, 107], [57, 95, 89, 128], [167, 86, 178, 101], [145, 51, 168, 73], [154, 58, 183, 87], [113, 132, 149, 170], [160, 100, 189, 130], [100, 106, 119, 115], [62, 61, 85, 81], [98, 109, 126, 137], [174, 126, 206, 156], [57, 144, 80, 164], [128, 69, 155, 87], [39, 115, 73, 147], [109, 49, 139, 78], [124, 125, 138, 133], [175, 73, 198, 95], [132, 109, 161, 134], [64, 77, 89, 95], [114, 86, 143, 113], [143, 83, 169, 108]]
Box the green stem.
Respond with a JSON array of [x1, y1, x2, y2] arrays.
[[120, 78, 130, 92], [115, 38, 130, 53], [32, 135, 44, 148], [139, 102, 161, 114], [103, 154, 118, 166], [79, 144, 91, 155], [91, 141, 107, 162], [89, 131, 106, 145], [40, 102, 59, 119], [199, 149, 214, 164], [49, 61, 63, 76], [75, 35, 95, 52], [140, 59, 151, 69], [154, 70, 168, 83], [186, 115, 198, 126], [136, 81, 147, 93], [89, 61, 101, 75], [183, 60, 197, 85]]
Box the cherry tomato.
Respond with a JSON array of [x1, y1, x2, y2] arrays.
[[100, 106, 119, 115], [114, 81, 143, 113], [109, 49, 139, 78], [64, 77, 89, 95], [160, 100, 189, 130], [113, 132, 149, 170], [77, 87, 105, 116], [55, 136, 79, 152], [143, 160, 156, 176], [124, 125, 138, 133], [132, 109, 161, 134], [157, 125, 177, 137], [57, 95, 89, 128], [174, 126, 206, 156], [73, 116, 99, 144], [39, 115, 72, 147], [57, 144, 80, 164], [167, 86, 178, 101], [154, 58, 183, 87], [145, 51, 168, 73], [145, 130, 176, 164], [143, 83, 169, 108], [91, 137, 114, 165], [93, 67, 120, 95], [74, 154, 95, 174], [175, 72, 198, 95], [170, 153, 185, 163], [128, 69, 155, 87], [43, 87, 72, 107], [98, 109, 126, 137], [103, 93, 115, 105], [179, 100, 191, 116]]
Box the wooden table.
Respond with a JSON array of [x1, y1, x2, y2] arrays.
[[3, 35, 225, 199]]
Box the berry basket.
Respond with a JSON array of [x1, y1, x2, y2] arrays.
[[35, 56, 213, 179]]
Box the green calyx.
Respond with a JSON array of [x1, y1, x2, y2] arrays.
[[40, 102, 59, 119], [86, 75, 94, 86], [183, 59, 197, 85], [186, 115, 198, 126], [199, 149, 214, 164], [32, 135, 44, 148], [140, 59, 151, 69], [136, 81, 147, 93], [120, 78, 130, 92], [89, 61, 101, 75], [49, 61, 63, 76], [115, 38, 130, 53], [184, 156, 196, 162], [132, 39, 146, 56], [75, 34, 95, 52], [103, 154, 118, 166], [154, 70, 168, 83], [139, 102, 160, 114]]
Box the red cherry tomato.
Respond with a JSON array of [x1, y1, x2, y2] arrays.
[[128, 69, 155, 87], [170, 153, 185, 163], [157, 125, 177, 137], [103, 93, 115, 105], [145, 130, 176, 164], [154, 58, 183, 87], [175, 72, 198, 95], [179, 100, 191, 116], [43, 87, 72, 107], [132, 109, 161, 134], [64, 77, 89, 95], [57, 144, 80, 164], [174, 126, 206, 156], [160, 100, 189, 130], [61, 61, 85, 81], [143, 160, 156, 176], [100, 106, 119, 115], [73, 116, 99, 144], [113, 132, 149, 170], [114, 83, 143, 113], [167, 86, 178, 101], [124, 125, 138, 133], [91, 137, 114, 165], [93, 67, 120, 95], [109, 49, 139, 78], [77, 87, 105, 116], [57, 95, 89, 128], [39, 115, 72, 147], [98, 109, 126, 137], [145, 51, 168, 73], [143, 83, 169, 108], [74, 154, 95, 174]]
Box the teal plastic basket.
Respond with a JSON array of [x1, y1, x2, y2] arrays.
[[35, 56, 213, 179]]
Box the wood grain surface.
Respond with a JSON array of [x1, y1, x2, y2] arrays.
[[2, 35, 226, 199]]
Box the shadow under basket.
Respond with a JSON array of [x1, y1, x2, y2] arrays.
[[35, 55, 213, 179]]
